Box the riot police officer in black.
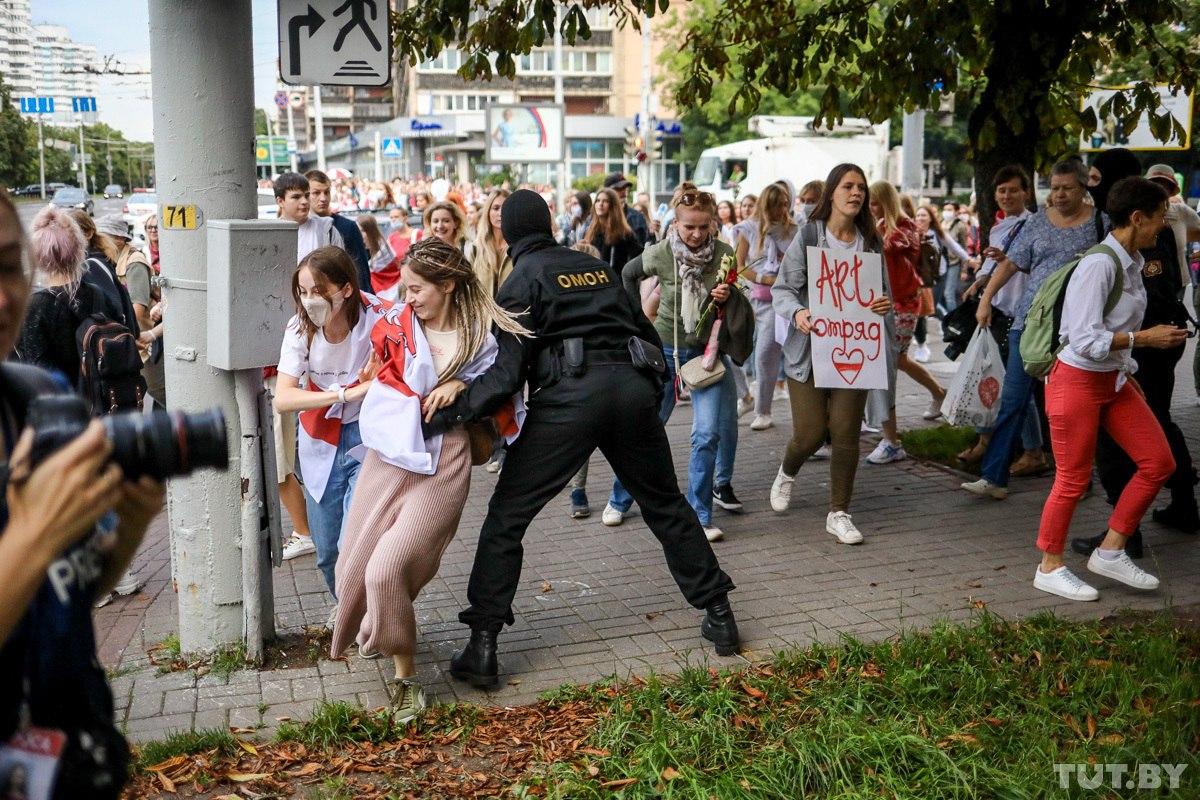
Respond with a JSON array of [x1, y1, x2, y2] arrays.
[[424, 190, 738, 688]]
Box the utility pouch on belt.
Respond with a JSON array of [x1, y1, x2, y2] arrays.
[[562, 337, 586, 377], [628, 336, 666, 374]]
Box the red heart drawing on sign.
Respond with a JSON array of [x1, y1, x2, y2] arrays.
[[978, 376, 1000, 409], [832, 346, 866, 384]]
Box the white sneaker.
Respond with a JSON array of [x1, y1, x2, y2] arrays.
[[1033, 565, 1099, 601], [281, 532, 316, 561], [960, 478, 1009, 500], [860, 421, 880, 434], [769, 467, 794, 512], [811, 444, 831, 460], [773, 384, 788, 401], [113, 569, 143, 596], [601, 503, 625, 527], [750, 414, 774, 431], [358, 642, 382, 660], [826, 511, 864, 544], [922, 397, 944, 421], [736, 395, 754, 418], [913, 343, 931, 363], [1087, 550, 1160, 590], [866, 440, 907, 464], [704, 526, 724, 542]]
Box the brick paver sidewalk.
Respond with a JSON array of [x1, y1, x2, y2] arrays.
[[98, 333, 1200, 743]]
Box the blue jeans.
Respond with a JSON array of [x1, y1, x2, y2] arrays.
[[978, 392, 1042, 450], [942, 262, 963, 314], [981, 328, 1034, 487], [608, 347, 737, 526], [303, 420, 362, 596]]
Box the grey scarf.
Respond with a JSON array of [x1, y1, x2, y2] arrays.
[[668, 228, 715, 334]]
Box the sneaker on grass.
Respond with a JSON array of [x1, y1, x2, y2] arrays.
[[389, 678, 427, 724]]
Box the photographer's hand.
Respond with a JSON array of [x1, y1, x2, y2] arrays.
[[0, 422, 122, 643], [97, 476, 165, 597]]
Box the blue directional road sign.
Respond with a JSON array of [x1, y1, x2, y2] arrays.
[[381, 137, 403, 158], [19, 96, 55, 114], [71, 96, 97, 113]]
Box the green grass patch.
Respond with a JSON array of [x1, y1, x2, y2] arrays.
[[274, 701, 401, 750], [135, 728, 237, 770], [901, 424, 980, 474], [525, 611, 1200, 799]]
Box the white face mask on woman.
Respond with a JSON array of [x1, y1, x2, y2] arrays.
[[302, 294, 339, 327], [942, 209, 956, 223], [800, 202, 816, 218]]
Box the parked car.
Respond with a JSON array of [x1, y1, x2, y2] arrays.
[[103, 183, 124, 199], [257, 188, 278, 219], [46, 182, 69, 193], [49, 186, 93, 216], [123, 192, 158, 237]]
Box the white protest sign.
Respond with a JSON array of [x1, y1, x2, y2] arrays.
[[807, 245, 888, 390]]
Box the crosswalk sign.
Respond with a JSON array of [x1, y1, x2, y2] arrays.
[[381, 137, 403, 158]]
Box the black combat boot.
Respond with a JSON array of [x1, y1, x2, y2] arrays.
[[701, 598, 740, 656], [1152, 504, 1200, 534], [1070, 527, 1143, 559], [449, 629, 499, 690]]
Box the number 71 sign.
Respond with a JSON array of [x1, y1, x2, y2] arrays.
[[162, 204, 202, 231]]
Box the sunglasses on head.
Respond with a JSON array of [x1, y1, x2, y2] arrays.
[[674, 191, 714, 208]]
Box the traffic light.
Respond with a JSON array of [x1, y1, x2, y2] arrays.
[[648, 129, 663, 161], [624, 126, 645, 160]]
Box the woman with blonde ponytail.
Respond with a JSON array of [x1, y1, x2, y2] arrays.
[[330, 237, 530, 722]]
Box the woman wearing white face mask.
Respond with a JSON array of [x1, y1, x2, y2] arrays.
[[273, 247, 386, 596]]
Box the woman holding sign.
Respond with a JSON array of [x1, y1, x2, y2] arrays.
[[769, 164, 893, 544]]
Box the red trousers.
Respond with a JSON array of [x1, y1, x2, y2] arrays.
[[1037, 361, 1174, 555]]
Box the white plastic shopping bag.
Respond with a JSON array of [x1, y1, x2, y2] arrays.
[[940, 328, 1005, 428]]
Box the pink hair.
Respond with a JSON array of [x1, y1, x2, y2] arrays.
[[30, 206, 86, 282]]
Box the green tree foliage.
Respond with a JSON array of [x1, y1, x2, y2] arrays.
[[390, 0, 1197, 227], [0, 72, 28, 188]]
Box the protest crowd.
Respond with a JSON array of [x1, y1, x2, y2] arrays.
[[1, 146, 1198, 795]]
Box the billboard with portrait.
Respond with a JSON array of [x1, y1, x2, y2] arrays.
[[485, 104, 565, 163]]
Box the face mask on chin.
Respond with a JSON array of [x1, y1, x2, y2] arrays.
[[800, 202, 816, 218]]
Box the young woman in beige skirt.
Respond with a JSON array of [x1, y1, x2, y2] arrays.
[[330, 237, 529, 721]]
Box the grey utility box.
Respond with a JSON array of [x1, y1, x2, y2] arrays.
[[207, 219, 298, 370]]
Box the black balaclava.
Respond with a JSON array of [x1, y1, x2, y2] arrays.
[[1089, 148, 1142, 213], [501, 189, 553, 247]]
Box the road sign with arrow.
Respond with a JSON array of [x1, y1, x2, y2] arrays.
[[278, 0, 391, 87]]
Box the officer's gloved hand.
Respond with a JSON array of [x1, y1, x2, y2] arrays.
[[421, 408, 457, 440]]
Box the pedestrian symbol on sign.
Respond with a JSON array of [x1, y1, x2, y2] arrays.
[[333, 0, 381, 51]]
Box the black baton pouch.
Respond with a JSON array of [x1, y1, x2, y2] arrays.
[[628, 337, 666, 374], [562, 337, 586, 377]]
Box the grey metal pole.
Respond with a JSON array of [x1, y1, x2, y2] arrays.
[[36, 115, 46, 200], [636, 15, 652, 203], [901, 110, 925, 198], [553, 6, 566, 212], [286, 102, 299, 172], [148, 0, 256, 652], [314, 87, 327, 171], [77, 118, 88, 192]]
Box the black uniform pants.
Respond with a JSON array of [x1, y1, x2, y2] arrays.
[[1097, 345, 1197, 513], [459, 364, 736, 632]]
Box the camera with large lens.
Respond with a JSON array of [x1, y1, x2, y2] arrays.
[[27, 394, 229, 480]]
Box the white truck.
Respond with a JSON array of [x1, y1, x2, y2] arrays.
[[692, 116, 893, 203]]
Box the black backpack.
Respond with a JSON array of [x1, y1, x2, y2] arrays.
[[75, 313, 145, 414]]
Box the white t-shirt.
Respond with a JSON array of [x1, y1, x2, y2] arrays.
[[296, 214, 345, 262], [424, 326, 460, 375], [277, 305, 376, 424]]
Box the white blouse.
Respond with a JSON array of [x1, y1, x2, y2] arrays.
[[1057, 234, 1147, 384]]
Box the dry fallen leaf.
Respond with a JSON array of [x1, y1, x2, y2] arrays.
[[662, 766, 682, 781], [540, 581, 553, 593], [236, 739, 258, 756], [741, 681, 766, 700], [587, 765, 600, 777], [226, 772, 272, 782], [287, 762, 322, 777], [1098, 734, 1124, 745], [602, 778, 638, 789], [152, 770, 176, 793]]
